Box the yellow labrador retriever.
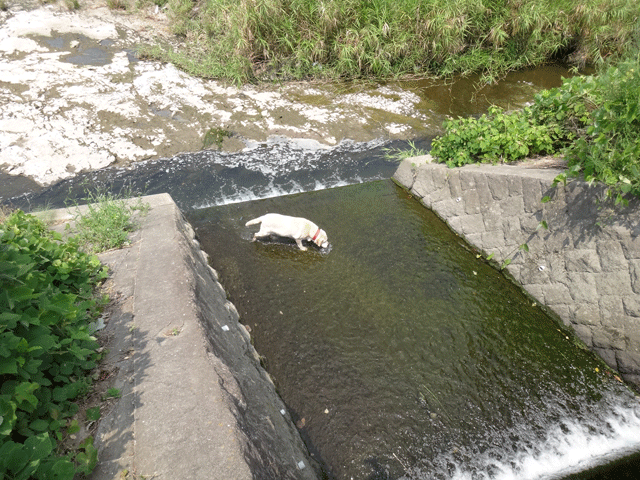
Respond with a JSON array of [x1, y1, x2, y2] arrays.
[[245, 213, 329, 251]]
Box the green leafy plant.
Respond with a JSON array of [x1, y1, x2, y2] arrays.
[[430, 48, 640, 201], [564, 57, 640, 203], [1, 211, 108, 479], [202, 127, 232, 150], [430, 105, 561, 167]]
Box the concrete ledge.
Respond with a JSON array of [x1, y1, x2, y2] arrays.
[[393, 159, 640, 388], [37, 195, 317, 479]]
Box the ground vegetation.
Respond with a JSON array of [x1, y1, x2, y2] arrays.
[[137, 0, 639, 84], [0, 191, 146, 479], [430, 47, 640, 203]]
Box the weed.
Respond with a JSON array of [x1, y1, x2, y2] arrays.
[[67, 185, 149, 254], [143, 0, 638, 83], [103, 388, 122, 400], [384, 141, 428, 162], [202, 127, 232, 150]]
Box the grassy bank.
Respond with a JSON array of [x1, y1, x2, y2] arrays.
[[141, 0, 639, 84]]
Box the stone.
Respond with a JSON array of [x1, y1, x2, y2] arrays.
[[448, 170, 463, 199], [592, 327, 627, 351], [565, 249, 602, 273], [506, 175, 523, 196], [487, 175, 509, 201], [541, 283, 572, 306], [596, 241, 629, 272], [522, 177, 544, 213], [459, 214, 486, 236], [566, 272, 598, 302], [570, 299, 601, 327], [616, 350, 640, 374], [500, 195, 525, 217], [595, 271, 634, 296], [392, 161, 416, 190], [462, 187, 481, 215], [572, 324, 594, 347], [411, 167, 434, 199], [630, 259, 640, 294], [593, 347, 618, 369]]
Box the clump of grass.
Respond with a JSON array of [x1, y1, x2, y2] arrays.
[[68, 186, 149, 253], [145, 0, 638, 84], [384, 140, 428, 163]]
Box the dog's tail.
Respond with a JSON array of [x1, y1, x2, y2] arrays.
[[245, 216, 263, 227]]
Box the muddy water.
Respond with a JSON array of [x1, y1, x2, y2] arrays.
[[187, 180, 640, 480]]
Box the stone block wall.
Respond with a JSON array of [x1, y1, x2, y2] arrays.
[[393, 156, 640, 388]]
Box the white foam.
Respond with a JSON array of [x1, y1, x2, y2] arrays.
[[445, 405, 640, 480]]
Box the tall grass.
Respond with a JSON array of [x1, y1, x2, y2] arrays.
[[141, 0, 639, 83]]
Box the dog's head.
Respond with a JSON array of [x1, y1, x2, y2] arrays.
[[312, 229, 329, 249]]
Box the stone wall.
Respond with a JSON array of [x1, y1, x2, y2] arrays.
[[393, 156, 640, 388]]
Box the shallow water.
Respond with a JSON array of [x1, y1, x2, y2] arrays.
[[2, 138, 410, 211], [187, 180, 640, 480]]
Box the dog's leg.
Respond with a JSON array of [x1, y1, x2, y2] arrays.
[[295, 239, 307, 251], [253, 228, 271, 242]]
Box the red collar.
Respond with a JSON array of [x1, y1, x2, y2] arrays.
[[312, 228, 321, 241]]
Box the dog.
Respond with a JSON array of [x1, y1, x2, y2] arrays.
[[245, 213, 329, 251]]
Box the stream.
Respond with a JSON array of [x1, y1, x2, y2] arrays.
[[3, 65, 640, 479]]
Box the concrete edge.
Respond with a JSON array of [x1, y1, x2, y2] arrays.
[[35, 193, 318, 479]]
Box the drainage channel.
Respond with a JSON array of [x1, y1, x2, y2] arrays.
[[187, 179, 640, 480]]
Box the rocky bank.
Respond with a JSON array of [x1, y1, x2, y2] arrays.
[[1, 0, 434, 187]]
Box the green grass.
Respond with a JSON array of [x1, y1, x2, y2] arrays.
[[384, 141, 428, 163], [67, 187, 149, 254], [139, 0, 639, 84]]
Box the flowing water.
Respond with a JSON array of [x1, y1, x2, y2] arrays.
[[4, 65, 640, 479], [187, 181, 640, 480]]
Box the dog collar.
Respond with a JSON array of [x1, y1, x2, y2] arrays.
[[312, 228, 321, 242]]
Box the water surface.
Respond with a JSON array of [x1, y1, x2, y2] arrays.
[[188, 180, 640, 480]]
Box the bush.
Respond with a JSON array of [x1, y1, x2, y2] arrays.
[[430, 51, 640, 201], [1, 211, 107, 479], [565, 57, 640, 202], [430, 105, 563, 167]]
